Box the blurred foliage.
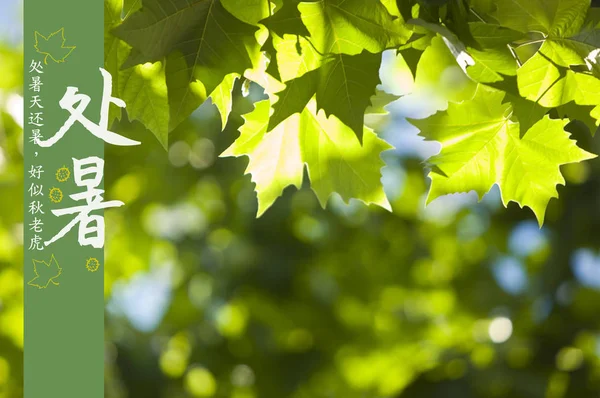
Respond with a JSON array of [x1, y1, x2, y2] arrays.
[[3, 5, 600, 398]]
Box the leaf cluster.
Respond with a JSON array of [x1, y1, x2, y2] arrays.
[[105, 0, 600, 224]]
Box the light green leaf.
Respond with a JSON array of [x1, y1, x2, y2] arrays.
[[499, 115, 595, 224], [517, 42, 600, 107], [466, 22, 522, 83], [221, 100, 304, 216], [222, 99, 392, 216], [494, 0, 599, 70], [210, 73, 238, 130], [412, 36, 477, 103], [410, 85, 595, 224], [493, 0, 589, 37], [591, 104, 600, 126], [469, 22, 524, 48], [467, 47, 517, 82], [271, 33, 322, 81], [120, 61, 170, 149], [298, 0, 411, 55], [380, 0, 402, 18]]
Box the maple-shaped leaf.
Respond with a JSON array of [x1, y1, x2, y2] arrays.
[[298, 0, 411, 55], [28, 254, 63, 289], [222, 100, 392, 216], [259, 0, 410, 142], [517, 42, 600, 114], [260, 0, 310, 37], [34, 28, 76, 64], [113, 0, 261, 131], [493, 0, 589, 38], [119, 60, 170, 149], [268, 51, 382, 142], [410, 36, 477, 103], [221, 0, 272, 26], [493, 0, 600, 124], [410, 85, 596, 225], [210, 73, 238, 130], [466, 22, 524, 83]]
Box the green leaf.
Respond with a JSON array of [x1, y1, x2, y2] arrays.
[[366, 89, 400, 115], [506, 91, 548, 136], [268, 51, 382, 141], [120, 61, 170, 149], [499, 115, 595, 224], [558, 101, 599, 135], [380, 0, 401, 18], [165, 51, 209, 132], [114, 0, 261, 130], [517, 42, 600, 108], [493, 0, 599, 70], [271, 33, 322, 81], [297, 0, 411, 55], [469, 22, 524, 48], [260, 0, 310, 36], [493, 0, 589, 37], [28, 255, 62, 289], [261, 35, 282, 81], [365, 89, 400, 130], [445, 0, 478, 48], [123, 0, 141, 17], [467, 47, 518, 82], [412, 36, 477, 103], [105, 0, 130, 126], [34, 28, 76, 64], [592, 104, 600, 126], [221, 0, 271, 25], [222, 99, 392, 216], [221, 100, 304, 215], [210, 73, 238, 130], [465, 22, 523, 83], [409, 85, 595, 225]]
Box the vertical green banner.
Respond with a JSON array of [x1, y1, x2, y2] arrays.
[[24, 1, 105, 396]]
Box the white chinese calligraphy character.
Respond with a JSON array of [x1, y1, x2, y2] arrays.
[[28, 200, 44, 215], [29, 235, 44, 251], [29, 165, 44, 179], [29, 218, 44, 233], [30, 95, 44, 109], [29, 60, 44, 74], [29, 76, 43, 92], [45, 157, 124, 248], [29, 112, 44, 127], [36, 68, 140, 148], [28, 183, 44, 197], [29, 129, 43, 143]]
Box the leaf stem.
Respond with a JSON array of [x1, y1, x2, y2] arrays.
[[513, 38, 546, 49], [469, 8, 486, 23], [507, 44, 523, 67]]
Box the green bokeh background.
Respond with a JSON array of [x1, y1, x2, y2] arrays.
[[3, 1, 600, 397]]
